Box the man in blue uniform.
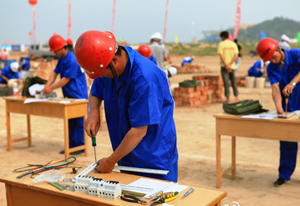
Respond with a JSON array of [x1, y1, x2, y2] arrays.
[[42, 34, 88, 155], [137, 44, 157, 65], [181, 56, 194, 67], [74, 30, 178, 182], [257, 38, 300, 187], [0, 62, 19, 84], [19, 57, 30, 71], [247, 60, 269, 78]]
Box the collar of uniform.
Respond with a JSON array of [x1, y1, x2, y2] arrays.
[[117, 46, 133, 83], [115, 46, 133, 90], [60, 50, 71, 64], [283, 49, 292, 66]]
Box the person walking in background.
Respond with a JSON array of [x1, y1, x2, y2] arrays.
[[257, 37, 300, 187], [234, 39, 243, 72], [217, 31, 239, 104], [149, 32, 169, 71], [75, 30, 178, 182], [278, 34, 291, 51], [181, 56, 194, 67], [42, 34, 88, 155]]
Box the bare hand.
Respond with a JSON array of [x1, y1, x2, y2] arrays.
[[84, 112, 100, 137], [42, 85, 52, 95], [95, 157, 115, 173], [277, 107, 285, 115], [225, 64, 232, 73], [282, 84, 294, 96]]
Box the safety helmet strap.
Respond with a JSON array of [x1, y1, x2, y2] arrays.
[[109, 62, 117, 78], [277, 48, 285, 65]]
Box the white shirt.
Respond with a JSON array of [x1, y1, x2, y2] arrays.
[[278, 41, 291, 50]]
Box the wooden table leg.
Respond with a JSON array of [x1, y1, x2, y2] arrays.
[[216, 134, 221, 188], [6, 109, 11, 151], [5, 185, 12, 206], [64, 112, 70, 158], [27, 115, 32, 147], [232, 136, 236, 179]]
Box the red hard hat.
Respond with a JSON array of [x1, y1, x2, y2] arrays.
[[256, 38, 279, 62], [66, 38, 73, 45], [137, 45, 151, 59], [74, 30, 117, 79], [49, 34, 66, 52]]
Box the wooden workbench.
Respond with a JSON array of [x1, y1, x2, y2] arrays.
[[0, 165, 227, 206], [4, 96, 89, 158], [214, 112, 300, 188]]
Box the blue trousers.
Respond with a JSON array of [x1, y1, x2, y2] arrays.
[[278, 141, 298, 180], [68, 117, 85, 148]]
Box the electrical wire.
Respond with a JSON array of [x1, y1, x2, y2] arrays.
[[15, 156, 77, 179]]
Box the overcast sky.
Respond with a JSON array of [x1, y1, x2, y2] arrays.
[[1, 0, 300, 45]]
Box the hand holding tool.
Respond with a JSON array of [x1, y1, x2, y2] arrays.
[[181, 188, 194, 200], [120, 194, 147, 204], [285, 95, 289, 115], [90, 130, 97, 163]]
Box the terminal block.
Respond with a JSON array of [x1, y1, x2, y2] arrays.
[[74, 175, 93, 193], [96, 181, 121, 199]]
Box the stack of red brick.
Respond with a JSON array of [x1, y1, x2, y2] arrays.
[[173, 75, 223, 107], [236, 75, 246, 87], [174, 63, 210, 74]]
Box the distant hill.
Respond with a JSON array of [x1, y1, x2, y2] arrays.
[[226, 17, 300, 42]]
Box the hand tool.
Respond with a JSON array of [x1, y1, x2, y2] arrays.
[[90, 130, 97, 163], [150, 194, 178, 206], [181, 187, 194, 199], [285, 95, 289, 115], [120, 194, 148, 204]]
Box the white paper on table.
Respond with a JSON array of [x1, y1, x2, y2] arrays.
[[59, 100, 71, 104], [23, 98, 49, 104], [28, 84, 45, 96], [162, 183, 188, 194], [241, 113, 277, 120], [122, 178, 188, 199], [162, 204, 174, 206]]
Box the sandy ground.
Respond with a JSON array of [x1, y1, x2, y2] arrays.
[[1, 54, 300, 206]]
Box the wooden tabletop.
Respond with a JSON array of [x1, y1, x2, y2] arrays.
[[3, 96, 88, 105], [0, 165, 227, 206]]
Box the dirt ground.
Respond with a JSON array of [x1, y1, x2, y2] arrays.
[[1, 54, 300, 206]]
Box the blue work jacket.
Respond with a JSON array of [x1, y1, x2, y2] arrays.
[[54, 50, 88, 99], [0, 65, 19, 83], [91, 46, 178, 178], [19, 57, 30, 71], [267, 49, 300, 112]]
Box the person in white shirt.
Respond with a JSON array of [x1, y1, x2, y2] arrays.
[[278, 34, 291, 50]]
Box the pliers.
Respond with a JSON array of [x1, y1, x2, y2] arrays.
[[150, 192, 178, 206], [120, 194, 148, 205]]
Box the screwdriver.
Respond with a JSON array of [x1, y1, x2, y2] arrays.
[[90, 130, 97, 163], [285, 95, 289, 115], [181, 188, 194, 200]]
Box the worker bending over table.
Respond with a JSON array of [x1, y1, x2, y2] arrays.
[[42, 34, 88, 155], [257, 38, 300, 187], [74, 30, 178, 182]]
